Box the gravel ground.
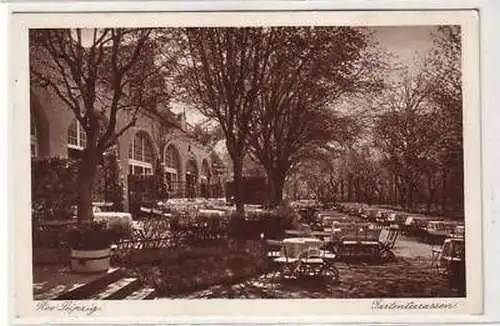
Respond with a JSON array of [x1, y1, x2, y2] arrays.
[[173, 237, 463, 299]]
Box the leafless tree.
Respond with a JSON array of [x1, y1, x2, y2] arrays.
[[247, 27, 385, 207], [178, 27, 282, 215], [30, 28, 174, 221]]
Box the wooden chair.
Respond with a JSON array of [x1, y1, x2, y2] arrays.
[[272, 245, 300, 280], [294, 247, 340, 282], [296, 247, 324, 277], [265, 239, 283, 260], [378, 226, 400, 261]]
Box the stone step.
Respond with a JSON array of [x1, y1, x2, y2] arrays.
[[48, 267, 124, 300], [87, 277, 142, 300], [124, 287, 157, 300]]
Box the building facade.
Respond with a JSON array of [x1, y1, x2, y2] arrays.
[[30, 85, 225, 210]]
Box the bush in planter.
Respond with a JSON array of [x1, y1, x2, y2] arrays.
[[66, 221, 132, 249], [66, 221, 131, 273], [66, 221, 118, 250]]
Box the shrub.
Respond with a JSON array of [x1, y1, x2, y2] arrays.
[[107, 222, 133, 242], [31, 158, 80, 221], [228, 204, 299, 240], [133, 241, 265, 296], [137, 218, 170, 239], [31, 155, 124, 221], [32, 225, 69, 249]]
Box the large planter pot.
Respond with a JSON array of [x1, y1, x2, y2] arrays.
[[70, 247, 111, 273]]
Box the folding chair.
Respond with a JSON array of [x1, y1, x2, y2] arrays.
[[296, 247, 324, 277], [265, 239, 283, 260], [378, 226, 400, 261], [272, 245, 300, 280]]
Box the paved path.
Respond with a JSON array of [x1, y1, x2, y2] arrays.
[[174, 238, 460, 299]]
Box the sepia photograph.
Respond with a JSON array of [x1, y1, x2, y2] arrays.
[[10, 9, 482, 320]]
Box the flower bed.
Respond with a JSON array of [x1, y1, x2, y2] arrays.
[[128, 240, 267, 296]]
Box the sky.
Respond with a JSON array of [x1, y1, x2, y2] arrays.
[[371, 26, 436, 65], [171, 25, 439, 126], [71, 26, 438, 127]]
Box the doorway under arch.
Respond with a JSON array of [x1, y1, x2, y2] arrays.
[[164, 144, 181, 195], [200, 159, 211, 198], [185, 159, 198, 198]]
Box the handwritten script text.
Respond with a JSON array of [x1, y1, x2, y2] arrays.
[[371, 299, 458, 311], [36, 300, 102, 316]]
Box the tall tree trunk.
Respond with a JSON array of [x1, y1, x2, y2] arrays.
[[78, 150, 100, 222], [426, 173, 433, 214], [441, 169, 448, 213], [406, 176, 414, 209], [271, 172, 286, 208], [347, 175, 353, 202], [340, 178, 344, 202], [396, 176, 406, 208], [393, 174, 398, 205], [265, 167, 286, 208], [379, 182, 384, 204], [232, 155, 245, 216], [266, 170, 274, 209], [366, 183, 370, 203]]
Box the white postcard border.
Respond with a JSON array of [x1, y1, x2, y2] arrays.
[[9, 9, 483, 323]]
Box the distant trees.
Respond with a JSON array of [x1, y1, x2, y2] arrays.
[[284, 26, 463, 215], [373, 68, 444, 209], [30, 28, 174, 221], [427, 26, 463, 212], [371, 26, 463, 213]]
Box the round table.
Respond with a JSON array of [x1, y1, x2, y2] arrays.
[[197, 209, 226, 218], [281, 237, 322, 259], [93, 212, 133, 227]]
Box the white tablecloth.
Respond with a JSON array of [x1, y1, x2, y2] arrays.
[[197, 209, 226, 218], [94, 212, 133, 227], [282, 237, 322, 258]]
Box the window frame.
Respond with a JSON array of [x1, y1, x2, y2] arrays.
[[67, 119, 87, 151], [128, 132, 154, 176]]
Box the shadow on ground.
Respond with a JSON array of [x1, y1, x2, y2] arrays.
[[176, 256, 461, 299]]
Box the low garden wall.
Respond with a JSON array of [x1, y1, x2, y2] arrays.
[[128, 240, 268, 296]]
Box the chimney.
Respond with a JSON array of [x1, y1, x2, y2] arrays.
[[177, 112, 187, 130]]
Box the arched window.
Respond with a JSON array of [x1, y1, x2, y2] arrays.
[[30, 115, 38, 158], [164, 145, 180, 192], [128, 132, 154, 175], [67, 119, 87, 150]]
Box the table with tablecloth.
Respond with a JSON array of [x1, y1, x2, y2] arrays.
[[93, 212, 134, 228], [281, 237, 323, 259]]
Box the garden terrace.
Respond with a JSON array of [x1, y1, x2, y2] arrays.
[[33, 200, 465, 299]]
